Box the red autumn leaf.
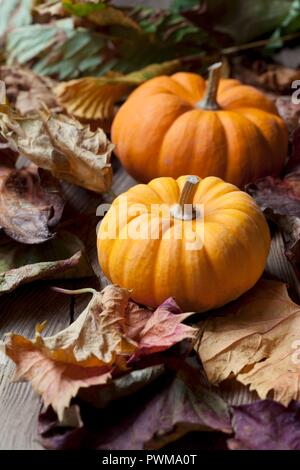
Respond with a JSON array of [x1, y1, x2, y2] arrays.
[[127, 298, 196, 361], [5, 330, 111, 421]]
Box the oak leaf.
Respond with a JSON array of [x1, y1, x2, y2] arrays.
[[196, 279, 300, 406], [4, 285, 195, 420]]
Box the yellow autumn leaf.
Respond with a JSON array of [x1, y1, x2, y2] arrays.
[[55, 59, 181, 121], [196, 279, 300, 406]]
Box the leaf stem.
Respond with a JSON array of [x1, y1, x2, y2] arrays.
[[222, 31, 300, 55], [52, 286, 97, 296]]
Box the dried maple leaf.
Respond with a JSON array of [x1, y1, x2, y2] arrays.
[[5, 330, 111, 421], [228, 400, 300, 450], [0, 163, 64, 244], [0, 94, 113, 193], [196, 279, 300, 406], [127, 298, 196, 361], [55, 59, 181, 122], [4, 285, 195, 420]]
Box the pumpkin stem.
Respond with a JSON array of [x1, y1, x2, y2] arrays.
[[196, 62, 223, 111], [170, 175, 200, 221]]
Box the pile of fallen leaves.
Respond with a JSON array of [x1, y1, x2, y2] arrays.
[[1, 0, 300, 452]]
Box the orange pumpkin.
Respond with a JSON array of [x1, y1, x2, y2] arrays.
[[112, 63, 288, 187], [97, 175, 270, 312]]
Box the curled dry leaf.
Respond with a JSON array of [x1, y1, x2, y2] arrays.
[[0, 66, 60, 115], [228, 400, 300, 450], [38, 359, 231, 450], [196, 279, 300, 406], [55, 59, 181, 122], [4, 285, 195, 420], [233, 59, 300, 92], [0, 98, 113, 193], [0, 231, 94, 294], [0, 163, 64, 244]]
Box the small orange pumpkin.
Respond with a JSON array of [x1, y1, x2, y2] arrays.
[[97, 175, 270, 312], [112, 63, 288, 187]]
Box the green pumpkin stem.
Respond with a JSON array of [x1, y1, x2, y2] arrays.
[[197, 62, 222, 111]]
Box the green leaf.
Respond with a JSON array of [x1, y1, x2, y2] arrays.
[[0, 0, 33, 38], [0, 230, 94, 294], [62, 0, 107, 17], [6, 18, 106, 80], [201, 0, 292, 44], [269, 0, 300, 48], [171, 0, 200, 14]]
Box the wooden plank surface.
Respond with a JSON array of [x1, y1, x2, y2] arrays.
[[1, 161, 299, 449]]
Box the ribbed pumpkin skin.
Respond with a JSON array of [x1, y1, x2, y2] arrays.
[[97, 176, 270, 312], [111, 73, 288, 187]]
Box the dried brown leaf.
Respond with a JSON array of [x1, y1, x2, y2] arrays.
[[233, 59, 300, 92], [0, 231, 94, 294], [276, 96, 300, 135], [0, 164, 64, 244], [0, 100, 113, 193], [196, 279, 300, 406], [0, 66, 61, 115]]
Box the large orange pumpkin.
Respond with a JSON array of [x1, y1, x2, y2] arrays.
[[112, 63, 288, 187], [97, 175, 270, 312]]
